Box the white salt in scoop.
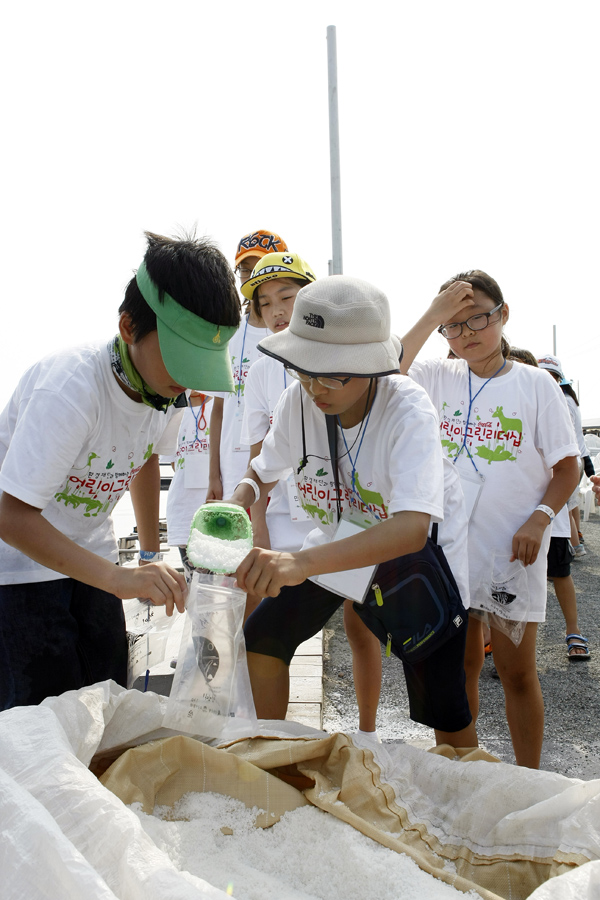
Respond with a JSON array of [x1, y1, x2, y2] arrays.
[[187, 531, 252, 574], [187, 503, 253, 574]]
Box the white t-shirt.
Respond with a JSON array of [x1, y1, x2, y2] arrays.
[[214, 316, 269, 499], [0, 343, 181, 585], [250, 375, 470, 604], [164, 398, 212, 546], [242, 356, 314, 553], [408, 357, 579, 620], [565, 393, 587, 459]]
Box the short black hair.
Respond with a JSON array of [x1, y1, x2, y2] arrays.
[[119, 230, 241, 342]]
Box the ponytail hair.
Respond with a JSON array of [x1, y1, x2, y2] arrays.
[[560, 382, 580, 406]]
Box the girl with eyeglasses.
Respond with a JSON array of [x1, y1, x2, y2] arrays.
[[399, 269, 579, 768]]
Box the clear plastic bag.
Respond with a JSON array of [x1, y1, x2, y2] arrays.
[[470, 552, 530, 646], [163, 572, 257, 739], [123, 598, 180, 689]]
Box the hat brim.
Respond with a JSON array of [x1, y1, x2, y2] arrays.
[[157, 319, 235, 392], [235, 248, 270, 266], [257, 329, 402, 378]]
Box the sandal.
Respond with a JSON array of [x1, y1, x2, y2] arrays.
[[565, 633, 591, 661]]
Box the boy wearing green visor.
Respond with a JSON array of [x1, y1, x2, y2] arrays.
[[0, 231, 240, 710]]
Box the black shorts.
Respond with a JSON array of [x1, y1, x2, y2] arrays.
[[547, 537, 572, 579], [244, 579, 472, 733]]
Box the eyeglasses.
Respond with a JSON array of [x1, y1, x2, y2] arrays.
[[437, 301, 504, 340], [235, 265, 254, 282], [284, 366, 353, 390]]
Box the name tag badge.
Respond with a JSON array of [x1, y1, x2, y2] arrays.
[[287, 474, 311, 522], [456, 464, 485, 522], [232, 407, 246, 453], [184, 452, 210, 489], [316, 515, 376, 604]]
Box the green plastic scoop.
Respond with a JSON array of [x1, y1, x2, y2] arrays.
[[187, 502, 253, 574]]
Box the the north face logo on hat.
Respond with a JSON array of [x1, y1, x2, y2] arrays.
[[303, 313, 325, 329]]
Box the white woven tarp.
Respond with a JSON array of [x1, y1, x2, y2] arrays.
[[1, 681, 599, 899]]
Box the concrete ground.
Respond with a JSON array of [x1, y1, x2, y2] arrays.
[[322, 507, 600, 779]]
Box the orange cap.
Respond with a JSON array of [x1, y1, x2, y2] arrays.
[[234, 230, 288, 265]]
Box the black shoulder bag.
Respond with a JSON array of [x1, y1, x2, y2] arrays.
[[326, 414, 467, 665]]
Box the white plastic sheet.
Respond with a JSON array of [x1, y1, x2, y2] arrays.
[[1, 682, 599, 899]]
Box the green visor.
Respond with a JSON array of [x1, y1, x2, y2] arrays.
[[136, 261, 237, 392]]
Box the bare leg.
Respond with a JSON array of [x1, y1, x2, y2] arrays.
[[246, 651, 289, 719], [569, 509, 581, 548], [463, 616, 485, 722], [550, 576, 587, 656], [243, 592, 262, 625], [435, 719, 478, 749], [491, 623, 544, 768], [343, 601, 382, 732]]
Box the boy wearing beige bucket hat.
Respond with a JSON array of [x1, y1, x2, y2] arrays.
[[228, 275, 477, 750]]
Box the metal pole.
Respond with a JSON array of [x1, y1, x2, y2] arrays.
[[327, 25, 343, 275], [553, 324, 556, 355]]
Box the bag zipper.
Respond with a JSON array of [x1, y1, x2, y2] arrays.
[[372, 583, 383, 606]]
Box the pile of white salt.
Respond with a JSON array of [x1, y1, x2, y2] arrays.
[[187, 532, 252, 573], [131, 791, 479, 900]]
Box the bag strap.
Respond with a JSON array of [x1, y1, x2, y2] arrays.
[[326, 414, 342, 523], [431, 521, 438, 544]]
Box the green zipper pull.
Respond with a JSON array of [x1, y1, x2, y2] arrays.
[[386, 633, 392, 657], [372, 583, 383, 607]]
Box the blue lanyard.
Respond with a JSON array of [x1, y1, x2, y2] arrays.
[[189, 395, 207, 440], [236, 316, 249, 405], [455, 359, 507, 474], [337, 401, 376, 514]]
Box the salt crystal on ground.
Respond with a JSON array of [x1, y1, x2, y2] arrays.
[[130, 792, 480, 900], [187, 532, 252, 573]]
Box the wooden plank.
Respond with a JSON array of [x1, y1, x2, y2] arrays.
[[288, 677, 322, 703], [296, 633, 323, 656]]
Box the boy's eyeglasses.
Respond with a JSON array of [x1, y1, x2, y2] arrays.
[[235, 265, 254, 281], [284, 366, 352, 390], [437, 301, 504, 340]]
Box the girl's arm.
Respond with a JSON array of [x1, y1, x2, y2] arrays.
[[246, 440, 271, 550], [235, 510, 431, 597], [511, 455, 580, 566], [400, 282, 475, 373], [207, 397, 224, 501]]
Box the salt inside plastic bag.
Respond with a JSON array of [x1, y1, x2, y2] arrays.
[[163, 572, 257, 739]]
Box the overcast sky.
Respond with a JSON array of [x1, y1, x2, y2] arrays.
[[1, 1, 598, 417]]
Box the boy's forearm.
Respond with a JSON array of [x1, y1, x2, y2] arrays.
[[129, 454, 160, 550], [0, 492, 121, 593]]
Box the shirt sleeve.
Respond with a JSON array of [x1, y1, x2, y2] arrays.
[[534, 376, 579, 469], [241, 362, 271, 446], [0, 388, 95, 509], [250, 390, 295, 485], [385, 401, 445, 521]]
